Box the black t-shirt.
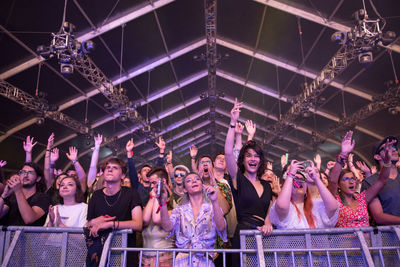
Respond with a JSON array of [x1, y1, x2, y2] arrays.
[[1, 191, 50, 226], [87, 186, 142, 226], [229, 170, 273, 228]]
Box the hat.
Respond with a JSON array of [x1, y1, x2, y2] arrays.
[[372, 136, 398, 156], [172, 165, 190, 174]]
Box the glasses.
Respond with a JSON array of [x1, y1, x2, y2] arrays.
[[18, 170, 35, 176], [199, 160, 211, 165], [341, 177, 356, 182], [174, 173, 186, 178]]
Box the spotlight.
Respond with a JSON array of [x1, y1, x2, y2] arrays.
[[36, 45, 52, 59], [62, 21, 75, 34], [331, 32, 347, 44], [82, 40, 95, 53], [60, 62, 74, 74], [358, 50, 373, 65]]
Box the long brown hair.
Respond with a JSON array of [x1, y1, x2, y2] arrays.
[[291, 187, 316, 228], [58, 176, 85, 204]]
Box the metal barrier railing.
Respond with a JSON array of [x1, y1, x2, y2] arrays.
[[0, 226, 131, 267], [0, 226, 399, 267]]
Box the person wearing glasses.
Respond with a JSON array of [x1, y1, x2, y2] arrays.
[[327, 132, 393, 228], [361, 136, 400, 225], [171, 165, 190, 207], [0, 162, 50, 226]]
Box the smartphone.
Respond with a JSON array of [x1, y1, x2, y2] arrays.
[[302, 160, 313, 169], [156, 178, 163, 199]]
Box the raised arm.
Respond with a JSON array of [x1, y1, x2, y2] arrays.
[[66, 147, 87, 193], [87, 134, 102, 188], [205, 185, 226, 232], [142, 189, 156, 227], [23, 136, 37, 163], [327, 131, 355, 195], [155, 136, 166, 167], [234, 122, 244, 152], [190, 145, 198, 172], [274, 160, 302, 220], [356, 161, 371, 178], [307, 164, 338, 218], [225, 98, 242, 188], [159, 187, 173, 232], [365, 139, 394, 203], [44, 133, 54, 189], [48, 148, 59, 189], [313, 154, 322, 170], [126, 138, 139, 189]]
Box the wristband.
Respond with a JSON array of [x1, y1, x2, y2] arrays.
[[72, 160, 78, 165], [286, 172, 295, 178], [126, 150, 133, 157], [50, 163, 55, 169], [229, 124, 236, 128], [150, 195, 155, 199], [156, 201, 167, 213], [383, 163, 392, 168]]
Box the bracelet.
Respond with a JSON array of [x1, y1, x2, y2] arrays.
[[383, 163, 392, 168], [72, 160, 78, 165], [286, 172, 295, 178], [150, 195, 155, 199], [229, 124, 236, 128], [50, 163, 55, 169], [156, 201, 167, 213]]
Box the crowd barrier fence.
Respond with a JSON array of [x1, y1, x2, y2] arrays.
[[0, 225, 399, 266]]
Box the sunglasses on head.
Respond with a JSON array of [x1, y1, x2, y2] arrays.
[[377, 144, 398, 154]]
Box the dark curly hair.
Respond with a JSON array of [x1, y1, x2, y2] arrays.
[[237, 140, 266, 178], [21, 162, 47, 193]]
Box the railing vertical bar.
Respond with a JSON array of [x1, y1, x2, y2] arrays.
[[206, 251, 209, 266], [155, 250, 159, 267], [240, 251, 243, 267], [98, 232, 114, 267], [356, 230, 374, 267], [1, 230, 22, 267], [0, 230, 6, 264], [291, 251, 296, 266], [326, 251, 331, 267], [305, 233, 313, 267], [223, 251, 226, 267], [255, 234, 266, 267], [59, 232, 68, 267], [396, 248, 400, 262], [139, 251, 143, 267], [378, 249, 385, 267], [172, 251, 176, 266], [189, 250, 192, 267], [121, 232, 127, 267], [240, 233, 246, 267], [344, 250, 349, 267], [274, 251, 278, 267]]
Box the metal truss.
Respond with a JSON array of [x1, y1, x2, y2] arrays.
[[265, 44, 357, 145], [0, 79, 88, 134], [204, 0, 218, 150]]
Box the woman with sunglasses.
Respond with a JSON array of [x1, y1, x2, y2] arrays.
[[266, 160, 339, 230], [328, 131, 393, 227]]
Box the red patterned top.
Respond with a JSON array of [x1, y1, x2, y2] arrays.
[[336, 191, 369, 228]]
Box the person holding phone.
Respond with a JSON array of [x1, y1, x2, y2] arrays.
[[263, 160, 339, 231]]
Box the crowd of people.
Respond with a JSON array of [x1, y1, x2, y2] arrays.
[[0, 98, 399, 267]]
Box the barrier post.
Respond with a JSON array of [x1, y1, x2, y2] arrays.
[[356, 230, 374, 267], [1, 230, 22, 267]]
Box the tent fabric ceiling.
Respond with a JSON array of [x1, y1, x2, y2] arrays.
[[0, 0, 399, 173]]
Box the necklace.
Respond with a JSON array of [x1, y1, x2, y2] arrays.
[[104, 189, 122, 207]]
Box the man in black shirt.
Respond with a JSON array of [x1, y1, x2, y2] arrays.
[[0, 162, 50, 226], [86, 157, 142, 267]]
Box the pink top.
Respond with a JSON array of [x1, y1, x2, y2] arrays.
[[336, 191, 369, 227]]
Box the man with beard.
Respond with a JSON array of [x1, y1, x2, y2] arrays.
[[0, 162, 50, 226], [361, 136, 400, 225], [171, 165, 190, 207]]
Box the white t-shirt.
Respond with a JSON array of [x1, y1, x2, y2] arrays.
[[269, 198, 339, 229], [44, 203, 88, 227]]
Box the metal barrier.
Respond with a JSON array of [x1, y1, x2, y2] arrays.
[[0, 226, 399, 266], [0, 226, 130, 267]]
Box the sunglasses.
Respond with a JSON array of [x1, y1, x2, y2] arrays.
[[18, 170, 35, 176], [341, 177, 357, 182], [200, 160, 212, 165], [174, 173, 186, 178]]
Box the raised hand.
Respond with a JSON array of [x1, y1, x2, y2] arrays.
[[382, 139, 396, 164], [266, 161, 273, 171], [288, 160, 302, 175], [204, 185, 218, 202], [50, 148, 59, 163], [313, 154, 322, 170], [7, 175, 22, 193], [341, 131, 355, 156], [371, 165, 378, 174], [280, 154, 287, 169], [230, 98, 242, 123], [356, 161, 370, 174], [47, 133, 55, 150], [234, 122, 244, 135], [155, 136, 166, 154], [23, 136, 37, 152], [0, 160, 7, 168], [305, 161, 320, 183], [126, 138, 134, 151], [271, 175, 281, 195], [189, 145, 198, 159], [245, 120, 256, 138], [66, 147, 78, 162], [326, 161, 336, 170], [94, 134, 103, 148]]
